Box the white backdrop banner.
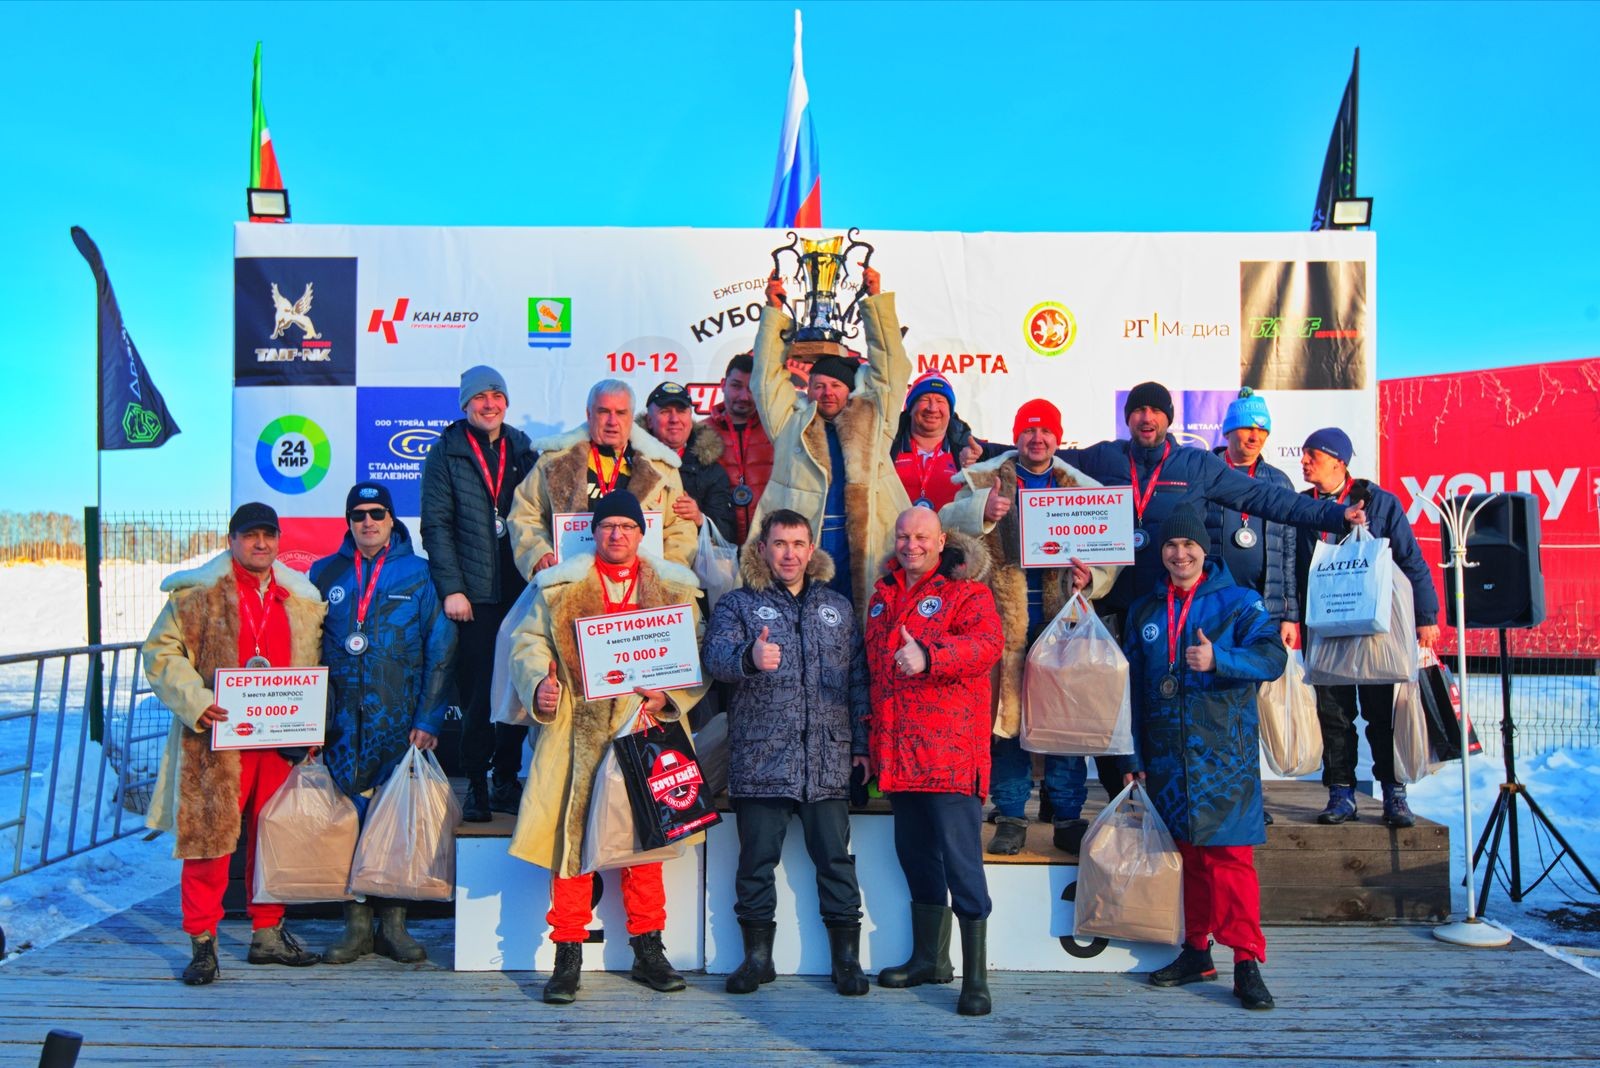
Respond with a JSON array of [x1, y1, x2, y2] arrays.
[[232, 225, 1377, 542]]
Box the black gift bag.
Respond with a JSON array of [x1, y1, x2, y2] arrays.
[[1418, 660, 1483, 761], [613, 717, 723, 851]]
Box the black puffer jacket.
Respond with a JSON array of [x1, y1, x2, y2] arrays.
[[677, 423, 737, 543], [419, 420, 537, 606], [702, 543, 868, 802]]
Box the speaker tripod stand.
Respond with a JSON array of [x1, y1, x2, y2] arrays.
[[1470, 627, 1600, 909]]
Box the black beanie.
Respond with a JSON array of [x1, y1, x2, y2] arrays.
[[1160, 503, 1210, 554], [810, 355, 859, 391], [1124, 381, 1175, 424], [590, 490, 645, 531], [345, 481, 395, 516]]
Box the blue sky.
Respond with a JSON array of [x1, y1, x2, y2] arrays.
[[3, 0, 1597, 514]]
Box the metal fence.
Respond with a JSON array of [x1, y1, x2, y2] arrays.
[[0, 643, 167, 884], [96, 511, 229, 643]]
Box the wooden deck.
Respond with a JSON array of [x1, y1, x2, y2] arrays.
[[2, 895, 1595, 1065]]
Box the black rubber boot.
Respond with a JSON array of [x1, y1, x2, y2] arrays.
[[182, 933, 219, 985], [878, 903, 954, 988], [827, 924, 870, 996], [543, 942, 582, 1004], [630, 931, 686, 992], [956, 918, 991, 1016], [374, 900, 427, 963], [247, 922, 320, 966], [1233, 959, 1276, 1010], [986, 817, 1028, 856], [321, 900, 374, 965], [1052, 818, 1090, 855], [462, 775, 492, 823], [1150, 942, 1218, 987], [725, 921, 778, 994], [489, 772, 523, 815]]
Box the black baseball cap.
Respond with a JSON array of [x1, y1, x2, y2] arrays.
[[646, 381, 693, 409], [228, 502, 280, 537]]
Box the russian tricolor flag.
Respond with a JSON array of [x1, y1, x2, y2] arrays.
[[764, 10, 822, 229]]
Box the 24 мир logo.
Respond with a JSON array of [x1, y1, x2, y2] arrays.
[[257, 414, 331, 494]]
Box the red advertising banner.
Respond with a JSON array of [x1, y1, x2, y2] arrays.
[[1379, 357, 1600, 657]]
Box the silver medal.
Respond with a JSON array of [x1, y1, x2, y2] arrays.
[[914, 497, 933, 509], [494, 515, 508, 539], [1158, 673, 1179, 699], [1132, 528, 1148, 550], [245, 655, 271, 669], [345, 631, 369, 655], [1233, 527, 1258, 549], [731, 484, 753, 507]]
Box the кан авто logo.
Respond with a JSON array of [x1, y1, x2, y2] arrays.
[[235, 258, 357, 386], [367, 297, 480, 344], [528, 297, 572, 348]]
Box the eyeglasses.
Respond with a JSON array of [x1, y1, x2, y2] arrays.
[[594, 521, 641, 535], [349, 507, 389, 522]]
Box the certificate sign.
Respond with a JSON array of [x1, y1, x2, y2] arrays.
[[554, 510, 665, 562], [1018, 486, 1136, 568], [212, 667, 330, 750], [574, 602, 702, 701]]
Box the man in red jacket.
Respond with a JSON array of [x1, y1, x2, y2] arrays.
[[863, 506, 1003, 1017], [705, 352, 775, 544]]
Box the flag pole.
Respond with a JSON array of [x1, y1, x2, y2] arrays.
[[1350, 47, 1360, 197]]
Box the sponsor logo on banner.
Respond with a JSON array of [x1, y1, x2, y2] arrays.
[[1121, 313, 1231, 342], [354, 387, 459, 515], [527, 297, 572, 348], [235, 258, 358, 386], [256, 414, 332, 494], [1116, 389, 1237, 449], [916, 350, 1009, 375], [1398, 468, 1582, 525], [1240, 260, 1367, 390], [367, 298, 480, 344], [686, 382, 722, 415], [1024, 302, 1077, 357]]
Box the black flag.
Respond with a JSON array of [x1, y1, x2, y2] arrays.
[[70, 226, 181, 450], [1310, 48, 1359, 231]]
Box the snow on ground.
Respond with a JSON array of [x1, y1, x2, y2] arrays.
[[0, 832, 178, 962]]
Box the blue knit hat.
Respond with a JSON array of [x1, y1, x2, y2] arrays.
[[458, 365, 508, 410], [1222, 388, 1272, 434], [1302, 427, 1354, 465], [905, 371, 956, 413]]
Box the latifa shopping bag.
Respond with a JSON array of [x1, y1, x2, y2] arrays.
[[348, 747, 463, 901], [1257, 648, 1323, 778], [613, 712, 723, 852], [1073, 781, 1184, 945], [1305, 527, 1394, 638], [1021, 594, 1133, 756], [1304, 562, 1419, 686], [581, 707, 705, 875], [254, 757, 359, 903]]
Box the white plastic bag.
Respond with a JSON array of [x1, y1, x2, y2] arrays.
[[1257, 648, 1324, 777], [580, 706, 696, 875], [1392, 678, 1432, 784], [254, 758, 359, 904], [1306, 527, 1395, 637], [490, 579, 540, 727], [1304, 562, 1419, 686], [348, 748, 463, 901], [1021, 594, 1133, 755], [1073, 781, 1184, 945], [693, 520, 740, 612]]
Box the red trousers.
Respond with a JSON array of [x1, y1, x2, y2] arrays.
[[180, 748, 292, 936], [1176, 841, 1266, 964], [547, 863, 666, 944]]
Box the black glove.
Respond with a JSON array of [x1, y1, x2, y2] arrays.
[[849, 763, 869, 808]]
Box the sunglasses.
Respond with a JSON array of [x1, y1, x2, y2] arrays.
[[349, 507, 390, 522]]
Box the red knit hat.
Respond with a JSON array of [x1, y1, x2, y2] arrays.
[[1013, 398, 1063, 443]]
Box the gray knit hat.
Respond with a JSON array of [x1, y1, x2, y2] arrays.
[[458, 365, 508, 410], [1160, 503, 1210, 554]]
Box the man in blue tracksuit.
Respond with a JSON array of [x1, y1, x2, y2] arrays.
[[1293, 428, 1441, 828], [310, 481, 456, 966]]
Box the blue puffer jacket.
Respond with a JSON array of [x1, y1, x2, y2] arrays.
[[1293, 478, 1440, 627], [1204, 447, 1299, 626], [702, 544, 869, 802], [1122, 560, 1287, 847], [1057, 438, 1345, 615], [310, 521, 457, 802]]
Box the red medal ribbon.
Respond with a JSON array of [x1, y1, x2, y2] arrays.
[[1229, 456, 1260, 526], [1165, 573, 1208, 669], [237, 571, 280, 663], [1317, 481, 1352, 542], [596, 558, 640, 614], [465, 431, 507, 514], [352, 546, 390, 631], [1129, 440, 1172, 526], [590, 445, 625, 497]]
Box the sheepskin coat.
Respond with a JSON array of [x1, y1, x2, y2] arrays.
[[506, 552, 707, 877], [507, 424, 697, 578], [747, 293, 914, 623], [939, 450, 1121, 738], [142, 552, 326, 859]]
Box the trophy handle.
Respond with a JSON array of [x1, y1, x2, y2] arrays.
[[769, 232, 804, 333], [838, 228, 877, 333]]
